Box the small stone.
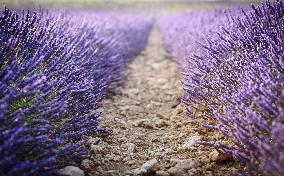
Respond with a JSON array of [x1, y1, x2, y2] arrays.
[[126, 143, 136, 154], [172, 122, 182, 129], [155, 119, 169, 128], [117, 137, 127, 143], [103, 170, 120, 176], [138, 154, 147, 160], [178, 133, 186, 138], [167, 159, 194, 176], [148, 151, 156, 157], [123, 156, 131, 163], [151, 137, 159, 142], [133, 119, 154, 129], [182, 136, 201, 150], [88, 137, 100, 145], [133, 158, 159, 175], [81, 159, 91, 170], [209, 150, 219, 162], [209, 150, 233, 163], [163, 148, 174, 156], [90, 145, 103, 154], [156, 170, 170, 176], [59, 166, 84, 176], [127, 160, 136, 166], [159, 149, 173, 158], [175, 159, 194, 170], [151, 63, 161, 69]]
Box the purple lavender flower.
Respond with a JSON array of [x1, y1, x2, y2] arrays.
[[0, 7, 152, 176], [159, 1, 284, 175]]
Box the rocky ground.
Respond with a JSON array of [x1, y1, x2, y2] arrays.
[[78, 26, 244, 176]]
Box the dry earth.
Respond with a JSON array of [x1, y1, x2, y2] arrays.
[[82, 26, 243, 176]]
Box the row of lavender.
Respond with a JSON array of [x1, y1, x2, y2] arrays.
[[0, 8, 152, 176], [158, 1, 283, 176]]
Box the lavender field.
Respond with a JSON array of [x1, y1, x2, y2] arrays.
[[0, 0, 283, 176]]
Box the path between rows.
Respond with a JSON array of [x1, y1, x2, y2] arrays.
[[84, 25, 242, 176]]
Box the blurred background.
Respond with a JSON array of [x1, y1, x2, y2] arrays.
[[1, 0, 264, 14]]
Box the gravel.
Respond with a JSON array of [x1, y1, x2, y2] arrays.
[[85, 26, 243, 176]]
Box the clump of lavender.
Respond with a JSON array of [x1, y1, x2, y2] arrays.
[[158, 9, 236, 65], [0, 7, 152, 176], [159, 1, 284, 175]]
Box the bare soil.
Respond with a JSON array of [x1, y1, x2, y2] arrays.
[[83, 26, 243, 176]]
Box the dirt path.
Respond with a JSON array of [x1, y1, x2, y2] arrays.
[[83, 26, 242, 176]]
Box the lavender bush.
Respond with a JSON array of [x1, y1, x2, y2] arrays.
[[158, 9, 234, 65], [159, 1, 284, 175], [0, 7, 152, 176]]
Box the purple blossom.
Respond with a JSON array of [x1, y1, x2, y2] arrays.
[[0, 7, 152, 176], [159, 1, 284, 175]]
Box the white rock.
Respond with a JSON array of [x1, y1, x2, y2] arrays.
[[151, 63, 161, 69], [209, 150, 219, 161], [175, 159, 194, 170], [155, 119, 169, 128], [126, 143, 136, 154], [160, 148, 174, 157], [167, 159, 195, 176], [133, 158, 159, 175], [88, 137, 100, 145], [59, 166, 84, 176], [182, 136, 201, 150], [133, 119, 154, 129], [81, 159, 91, 169], [103, 170, 120, 176]]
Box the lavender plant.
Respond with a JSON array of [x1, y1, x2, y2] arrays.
[[0, 8, 152, 176], [159, 1, 284, 175]]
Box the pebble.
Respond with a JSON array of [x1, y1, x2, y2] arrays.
[[209, 150, 233, 163], [151, 63, 161, 69], [126, 143, 136, 154], [155, 119, 169, 128], [175, 159, 194, 170], [123, 156, 131, 163], [133, 119, 154, 129], [172, 122, 182, 129], [133, 158, 159, 175], [59, 166, 84, 176], [157, 148, 173, 158], [167, 159, 195, 176], [90, 145, 104, 154], [151, 137, 159, 142], [209, 150, 219, 162], [81, 159, 91, 170], [182, 136, 201, 150], [88, 137, 100, 145], [102, 170, 120, 176], [117, 137, 127, 143]]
